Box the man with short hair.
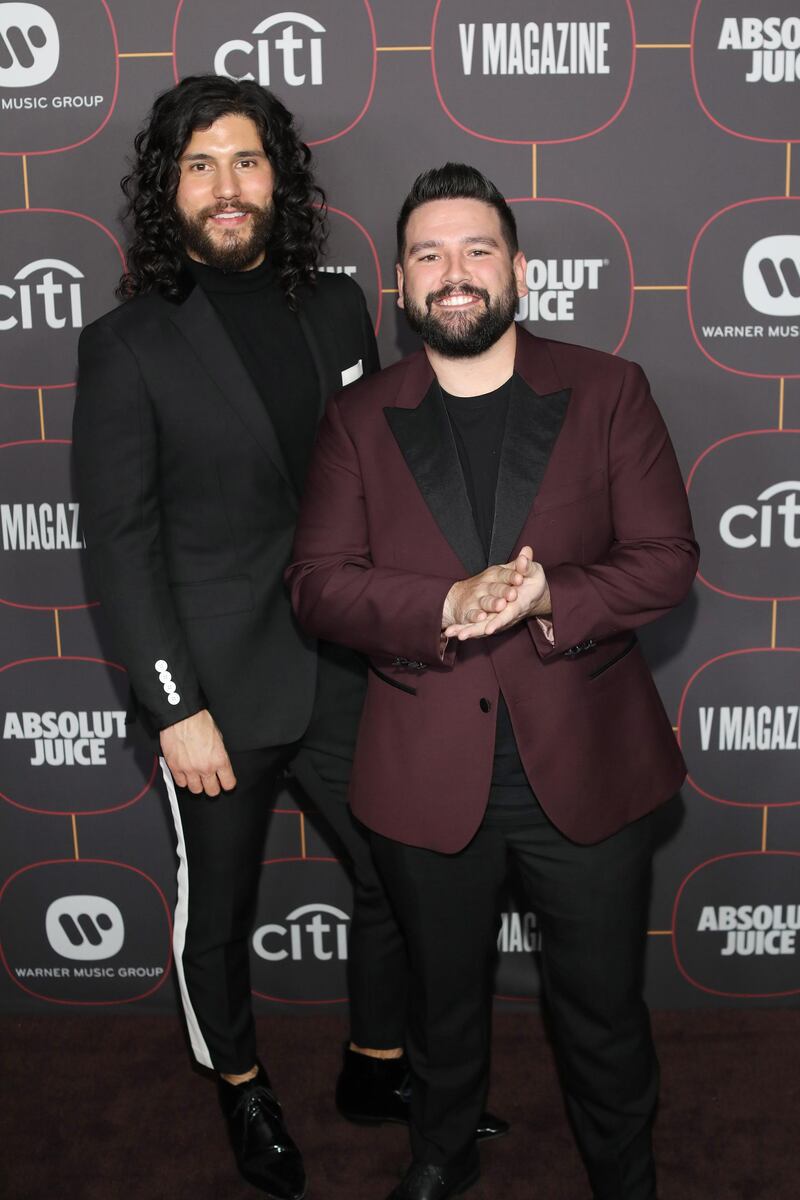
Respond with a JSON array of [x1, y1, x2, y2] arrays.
[[288, 163, 698, 1200], [73, 74, 412, 1200]]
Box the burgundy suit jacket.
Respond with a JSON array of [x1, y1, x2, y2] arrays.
[[287, 330, 698, 851]]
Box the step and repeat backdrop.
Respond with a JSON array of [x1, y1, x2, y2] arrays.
[[1, 1, 799, 1015]]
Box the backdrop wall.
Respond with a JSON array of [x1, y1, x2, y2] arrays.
[[1, 0, 799, 1015]]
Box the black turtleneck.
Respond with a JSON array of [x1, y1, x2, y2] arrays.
[[186, 257, 319, 493]]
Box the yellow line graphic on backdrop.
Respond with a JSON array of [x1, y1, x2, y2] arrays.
[[647, 930, 672, 936], [634, 285, 688, 292], [22, 155, 30, 208], [761, 807, 769, 852], [299, 812, 307, 859], [377, 46, 431, 53], [771, 600, 778, 649], [71, 814, 80, 860], [635, 44, 692, 50], [54, 610, 62, 657], [38, 389, 45, 440], [787, 144, 793, 197], [118, 52, 174, 58], [531, 144, 538, 198], [778, 378, 785, 430]]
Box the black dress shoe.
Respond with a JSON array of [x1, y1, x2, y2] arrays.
[[386, 1159, 480, 1200], [335, 1046, 510, 1141], [218, 1062, 306, 1199]]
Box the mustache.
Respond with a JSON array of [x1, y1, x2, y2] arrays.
[[425, 283, 490, 310], [198, 202, 267, 219]]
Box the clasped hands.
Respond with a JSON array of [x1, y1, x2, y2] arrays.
[[442, 546, 551, 642]]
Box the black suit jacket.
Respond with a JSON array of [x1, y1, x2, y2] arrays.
[[73, 272, 378, 749]]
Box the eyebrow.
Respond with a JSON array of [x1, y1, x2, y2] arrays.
[[180, 149, 268, 162], [407, 234, 501, 255]]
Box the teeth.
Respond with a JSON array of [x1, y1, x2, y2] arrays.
[[439, 295, 477, 307], [213, 212, 245, 220]]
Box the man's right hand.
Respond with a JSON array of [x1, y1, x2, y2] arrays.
[[442, 550, 530, 629], [160, 709, 237, 797]]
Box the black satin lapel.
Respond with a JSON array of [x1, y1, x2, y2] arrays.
[[488, 377, 571, 564], [384, 383, 486, 577], [168, 286, 297, 499], [297, 308, 332, 419]]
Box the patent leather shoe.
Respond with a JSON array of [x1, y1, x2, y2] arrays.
[[335, 1046, 509, 1140], [218, 1062, 306, 1199], [386, 1159, 480, 1200]]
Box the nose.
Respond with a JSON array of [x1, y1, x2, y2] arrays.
[[440, 251, 472, 288], [213, 163, 240, 201]]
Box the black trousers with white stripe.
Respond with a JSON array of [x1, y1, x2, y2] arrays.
[[163, 743, 408, 1075]]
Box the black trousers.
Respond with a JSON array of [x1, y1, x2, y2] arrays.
[[371, 803, 659, 1200], [162, 742, 407, 1075]]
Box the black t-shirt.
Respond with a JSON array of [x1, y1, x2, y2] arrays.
[[186, 257, 320, 493], [442, 381, 534, 811]]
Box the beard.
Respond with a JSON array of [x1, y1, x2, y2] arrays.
[[402, 274, 519, 358], [176, 201, 275, 272]]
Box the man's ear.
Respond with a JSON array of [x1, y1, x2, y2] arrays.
[[513, 250, 527, 300], [395, 263, 405, 309]]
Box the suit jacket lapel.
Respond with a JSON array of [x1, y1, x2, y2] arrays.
[[168, 284, 297, 500], [384, 378, 486, 577], [488, 373, 571, 564]]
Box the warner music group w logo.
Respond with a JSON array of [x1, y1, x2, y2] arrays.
[[0, 3, 59, 87], [743, 236, 800, 316], [45, 895, 124, 960]]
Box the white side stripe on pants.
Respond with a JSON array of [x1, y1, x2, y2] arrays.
[[160, 756, 214, 1070]]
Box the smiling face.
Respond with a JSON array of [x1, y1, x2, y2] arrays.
[[396, 197, 527, 358], [174, 112, 275, 271]]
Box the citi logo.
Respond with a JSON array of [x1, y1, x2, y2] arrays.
[[718, 17, 800, 83], [515, 257, 607, 322], [743, 236, 800, 317], [459, 21, 610, 77], [252, 902, 349, 962], [45, 895, 125, 961], [0, 3, 59, 88], [0, 258, 84, 331], [215, 13, 325, 88], [719, 481, 800, 549]]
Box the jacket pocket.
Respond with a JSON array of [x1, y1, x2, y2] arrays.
[[368, 663, 417, 696], [170, 575, 253, 620], [588, 635, 637, 680]]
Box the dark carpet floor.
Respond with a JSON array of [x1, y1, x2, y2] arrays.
[[1, 1009, 798, 1199]]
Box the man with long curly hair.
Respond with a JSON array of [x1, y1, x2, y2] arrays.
[[72, 74, 434, 1199]]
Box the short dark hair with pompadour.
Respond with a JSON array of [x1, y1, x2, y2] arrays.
[[396, 163, 518, 261]]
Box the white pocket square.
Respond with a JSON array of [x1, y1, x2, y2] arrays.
[[341, 359, 363, 386]]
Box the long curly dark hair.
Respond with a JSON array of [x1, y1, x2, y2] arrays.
[[118, 75, 326, 306]]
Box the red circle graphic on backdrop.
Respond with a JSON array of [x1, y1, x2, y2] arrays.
[[677, 648, 800, 809], [0, 657, 157, 816], [0, 858, 172, 1005], [672, 851, 800, 998], [0, 0, 119, 157], [173, 0, 377, 146], [687, 430, 800, 603], [509, 198, 634, 355], [691, 1, 800, 144], [687, 197, 800, 380], [432, 0, 636, 145]]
